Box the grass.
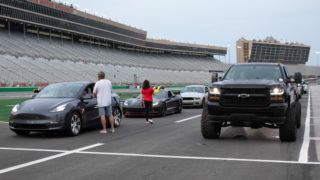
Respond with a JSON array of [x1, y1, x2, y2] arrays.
[[0, 98, 28, 122]]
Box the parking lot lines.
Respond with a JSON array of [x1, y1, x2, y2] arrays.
[[175, 114, 201, 123], [309, 137, 320, 141], [298, 89, 311, 163], [1, 146, 320, 166], [0, 143, 103, 175]]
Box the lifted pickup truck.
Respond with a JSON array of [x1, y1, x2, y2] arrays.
[[202, 63, 302, 142]]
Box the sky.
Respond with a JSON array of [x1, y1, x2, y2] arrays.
[[62, 0, 320, 66]]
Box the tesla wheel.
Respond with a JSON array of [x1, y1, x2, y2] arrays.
[[113, 107, 122, 127], [161, 104, 167, 117], [66, 112, 82, 136], [201, 105, 221, 139], [13, 130, 30, 136], [280, 104, 297, 142]]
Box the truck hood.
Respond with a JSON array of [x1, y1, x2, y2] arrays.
[[215, 80, 280, 88]]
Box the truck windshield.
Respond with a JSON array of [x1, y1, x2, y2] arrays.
[[224, 65, 282, 81]]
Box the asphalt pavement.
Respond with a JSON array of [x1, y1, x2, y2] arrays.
[[0, 86, 320, 180]]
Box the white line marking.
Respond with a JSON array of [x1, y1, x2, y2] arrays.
[[299, 89, 311, 163], [0, 147, 66, 153], [1, 146, 320, 165], [310, 123, 320, 126], [309, 137, 320, 141], [0, 143, 103, 175], [78, 151, 320, 165], [175, 114, 201, 123]]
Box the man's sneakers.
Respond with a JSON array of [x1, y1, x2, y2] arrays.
[[100, 128, 115, 134], [148, 119, 154, 124], [100, 130, 107, 134]]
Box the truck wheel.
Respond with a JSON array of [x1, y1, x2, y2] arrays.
[[280, 104, 297, 142], [295, 102, 301, 129], [201, 105, 221, 139]]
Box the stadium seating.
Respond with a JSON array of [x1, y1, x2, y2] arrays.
[[0, 30, 229, 85]]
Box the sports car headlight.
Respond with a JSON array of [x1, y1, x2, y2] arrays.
[[209, 87, 221, 95], [270, 87, 284, 96], [50, 104, 67, 112], [11, 104, 20, 113], [153, 101, 159, 106]]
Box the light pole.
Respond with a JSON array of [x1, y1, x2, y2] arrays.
[[315, 52, 320, 66]]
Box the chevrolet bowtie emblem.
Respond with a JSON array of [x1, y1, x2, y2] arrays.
[[238, 93, 250, 98]]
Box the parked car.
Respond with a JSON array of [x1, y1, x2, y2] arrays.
[[9, 81, 122, 136], [180, 85, 208, 107], [123, 89, 182, 117], [302, 80, 308, 94]]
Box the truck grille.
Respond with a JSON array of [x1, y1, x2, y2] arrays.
[[220, 88, 270, 107]]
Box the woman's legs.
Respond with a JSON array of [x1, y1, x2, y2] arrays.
[[144, 101, 153, 122]]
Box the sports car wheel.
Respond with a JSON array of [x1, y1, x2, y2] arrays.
[[161, 104, 167, 117], [113, 107, 122, 127], [176, 101, 182, 113], [66, 112, 81, 136]]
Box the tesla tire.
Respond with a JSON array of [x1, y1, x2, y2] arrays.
[[113, 107, 122, 127], [65, 112, 82, 136]]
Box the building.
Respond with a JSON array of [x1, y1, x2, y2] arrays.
[[236, 37, 310, 64]]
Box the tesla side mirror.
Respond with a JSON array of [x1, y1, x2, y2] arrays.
[[33, 89, 40, 93], [81, 94, 93, 100]]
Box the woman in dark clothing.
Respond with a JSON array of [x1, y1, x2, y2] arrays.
[[141, 80, 154, 124]]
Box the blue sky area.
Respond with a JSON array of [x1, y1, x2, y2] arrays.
[[63, 0, 320, 66]]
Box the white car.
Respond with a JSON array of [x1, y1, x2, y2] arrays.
[[180, 85, 208, 107], [302, 81, 308, 94]]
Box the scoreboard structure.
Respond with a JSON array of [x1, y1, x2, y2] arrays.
[[236, 37, 310, 64]]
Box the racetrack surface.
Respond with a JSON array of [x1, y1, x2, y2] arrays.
[[0, 86, 320, 180]]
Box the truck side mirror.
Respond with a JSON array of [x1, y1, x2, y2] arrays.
[[294, 72, 302, 84]]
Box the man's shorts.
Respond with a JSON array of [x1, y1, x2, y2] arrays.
[[99, 106, 112, 117]]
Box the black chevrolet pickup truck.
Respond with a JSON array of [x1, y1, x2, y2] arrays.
[[202, 63, 302, 142]]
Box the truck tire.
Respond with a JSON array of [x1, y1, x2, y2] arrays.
[[280, 104, 297, 142], [295, 102, 301, 129], [201, 105, 221, 139]]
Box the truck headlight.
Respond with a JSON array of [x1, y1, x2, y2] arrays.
[[153, 101, 159, 106], [209, 87, 221, 95], [270, 87, 284, 96]]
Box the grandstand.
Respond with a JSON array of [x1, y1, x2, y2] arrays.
[[0, 0, 228, 86]]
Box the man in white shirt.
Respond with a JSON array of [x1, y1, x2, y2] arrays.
[[93, 71, 115, 133]]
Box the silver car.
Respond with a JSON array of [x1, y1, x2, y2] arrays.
[[180, 85, 208, 107]]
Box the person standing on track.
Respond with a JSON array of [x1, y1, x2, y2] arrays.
[[93, 71, 115, 133], [141, 80, 154, 124]]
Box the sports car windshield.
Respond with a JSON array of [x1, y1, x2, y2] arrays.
[[137, 90, 167, 99], [181, 86, 204, 93], [36, 83, 83, 98], [224, 65, 282, 81]]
